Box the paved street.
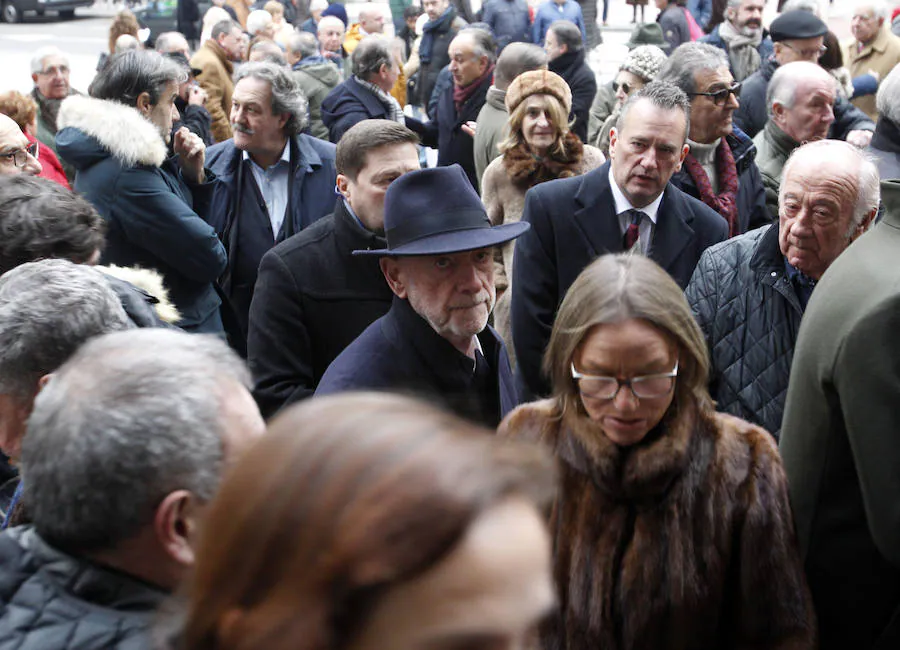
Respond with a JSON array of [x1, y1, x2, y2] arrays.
[[0, 1, 853, 101]]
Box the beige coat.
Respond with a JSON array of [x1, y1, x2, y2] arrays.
[[844, 27, 900, 120], [481, 144, 605, 361], [191, 40, 235, 143]]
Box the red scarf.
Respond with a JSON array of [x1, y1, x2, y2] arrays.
[[682, 140, 740, 237], [453, 65, 494, 114]]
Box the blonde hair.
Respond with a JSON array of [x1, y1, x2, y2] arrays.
[[498, 92, 572, 157], [264, 0, 283, 17], [107, 10, 140, 55], [544, 254, 713, 420]]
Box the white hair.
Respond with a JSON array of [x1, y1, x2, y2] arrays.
[[310, 0, 328, 11], [201, 6, 231, 43], [30, 46, 69, 74], [766, 61, 834, 116], [781, 140, 881, 230], [317, 15, 345, 32], [854, 0, 889, 20], [876, 64, 900, 124], [246, 9, 274, 35]]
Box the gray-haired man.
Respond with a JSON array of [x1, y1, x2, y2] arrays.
[[0, 328, 264, 649], [206, 62, 338, 344], [0, 259, 131, 520]]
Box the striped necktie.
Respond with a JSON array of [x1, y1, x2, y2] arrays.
[[624, 209, 643, 250]]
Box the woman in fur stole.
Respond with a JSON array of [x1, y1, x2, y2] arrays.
[[481, 70, 604, 362], [498, 253, 817, 650]]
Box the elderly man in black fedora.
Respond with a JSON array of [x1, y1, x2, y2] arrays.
[[315, 164, 527, 428]]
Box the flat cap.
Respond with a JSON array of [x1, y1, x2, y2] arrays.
[[768, 10, 828, 42]]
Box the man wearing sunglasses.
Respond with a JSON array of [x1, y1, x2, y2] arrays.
[[0, 115, 41, 177], [734, 10, 875, 147], [658, 42, 768, 236]]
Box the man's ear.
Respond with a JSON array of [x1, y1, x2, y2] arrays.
[[31, 73, 39, 85], [336, 173, 351, 200], [135, 91, 153, 117], [36, 373, 53, 393], [608, 126, 617, 159], [154, 489, 201, 569], [379, 257, 408, 299], [771, 101, 786, 123], [853, 206, 879, 240]]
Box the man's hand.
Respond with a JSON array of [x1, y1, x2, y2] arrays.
[[188, 85, 208, 107], [461, 120, 477, 138], [846, 129, 874, 148], [174, 127, 206, 184]]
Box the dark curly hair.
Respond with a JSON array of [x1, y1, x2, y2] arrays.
[[0, 175, 106, 276]]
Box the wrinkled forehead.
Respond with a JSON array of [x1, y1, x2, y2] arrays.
[[39, 54, 69, 71], [0, 116, 27, 151], [783, 155, 860, 205]]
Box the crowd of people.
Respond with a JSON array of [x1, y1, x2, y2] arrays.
[[1, 0, 900, 647]]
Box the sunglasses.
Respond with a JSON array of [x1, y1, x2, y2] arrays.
[[613, 81, 633, 95], [690, 82, 742, 106]]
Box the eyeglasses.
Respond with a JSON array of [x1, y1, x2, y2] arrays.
[[781, 42, 828, 60], [38, 65, 70, 76], [571, 359, 679, 400], [613, 81, 632, 95], [690, 82, 742, 106], [0, 142, 38, 167]]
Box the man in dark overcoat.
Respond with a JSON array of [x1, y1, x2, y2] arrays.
[[316, 164, 527, 428], [511, 81, 729, 400]]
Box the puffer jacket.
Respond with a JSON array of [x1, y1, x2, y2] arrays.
[[670, 128, 770, 234], [293, 57, 342, 141], [684, 223, 802, 438], [0, 526, 167, 650]]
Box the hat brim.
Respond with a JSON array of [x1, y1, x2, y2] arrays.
[[352, 221, 531, 256]]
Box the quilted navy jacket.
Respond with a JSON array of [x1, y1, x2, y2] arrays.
[[0, 527, 166, 650], [684, 223, 802, 439]]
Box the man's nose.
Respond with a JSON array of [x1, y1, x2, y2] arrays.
[[24, 153, 42, 177], [456, 263, 483, 292]]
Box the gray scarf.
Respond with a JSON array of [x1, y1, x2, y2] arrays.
[[355, 76, 405, 124], [717, 20, 762, 82]]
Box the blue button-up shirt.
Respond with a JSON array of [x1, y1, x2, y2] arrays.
[[244, 140, 291, 238], [533, 0, 586, 45]]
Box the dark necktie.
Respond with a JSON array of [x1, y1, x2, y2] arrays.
[[623, 209, 643, 250]]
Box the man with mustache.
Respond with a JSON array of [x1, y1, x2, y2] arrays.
[[206, 62, 337, 347], [511, 81, 728, 400], [700, 0, 770, 82], [316, 164, 525, 428]]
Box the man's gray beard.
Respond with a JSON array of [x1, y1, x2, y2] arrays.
[[739, 25, 762, 38]]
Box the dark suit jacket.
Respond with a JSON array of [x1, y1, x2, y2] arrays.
[[316, 295, 519, 428], [780, 179, 900, 650], [321, 76, 392, 143], [247, 200, 393, 418], [511, 162, 729, 399]]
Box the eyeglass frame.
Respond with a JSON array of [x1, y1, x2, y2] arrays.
[[689, 82, 742, 106], [780, 42, 828, 60], [0, 142, 38, 168], [570, 359, 679, 400]]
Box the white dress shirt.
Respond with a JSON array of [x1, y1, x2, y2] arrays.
[[608, 167, 664, 254], [244, 140, 291, 238]]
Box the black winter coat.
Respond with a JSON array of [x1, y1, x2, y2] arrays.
[[669, 128, 769, 234], [548, 49, 596, 144], [407, 72, 492, 189], [511, 162, 729, 399], [417, 9, 467, 110], [657, 3, 691, 53], [481, 0, 531, 51], [0, 527, 167, 650], [321, 76, 393, 144], [685, 224, 802, 438], [316, 296, 519, 428], [734, 56, 875, 140], [247, 201, 394, 418]]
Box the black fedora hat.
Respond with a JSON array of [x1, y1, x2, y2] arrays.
[[353, 165, 530, 256]]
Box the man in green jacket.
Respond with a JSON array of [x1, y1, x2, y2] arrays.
[[781, 171, 900, 649]]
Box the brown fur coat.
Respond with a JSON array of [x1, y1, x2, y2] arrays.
[[498, 400, 816, 650]]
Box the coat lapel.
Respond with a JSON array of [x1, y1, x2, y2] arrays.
[[650, 187, 695, 271], [572, 163, 624, 257]]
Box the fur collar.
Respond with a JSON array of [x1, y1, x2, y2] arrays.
[[98, 265, 181, 324], [502, 131, 585, 189], [57, 95, 167, 168]]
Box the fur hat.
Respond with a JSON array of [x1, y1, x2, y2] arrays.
[[505, 70, 572, 115], [620, 45, 668, 83]]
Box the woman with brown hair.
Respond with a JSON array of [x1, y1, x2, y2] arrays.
[[172, 392, 557, 650], [498, 254, 817, 650], [98, 10, 141, 72], [481, 69, 603, 360]]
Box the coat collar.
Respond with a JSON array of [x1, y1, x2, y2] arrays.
[[57, 95, 167, 167], [850, 27, 893, 60], [209, 134, 324, 179], [200, 38, 234, 73], [880, 179, 900, 230], [572, 162, 695, 270]]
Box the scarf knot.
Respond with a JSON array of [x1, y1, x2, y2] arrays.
[[683, 139, 740, 237]]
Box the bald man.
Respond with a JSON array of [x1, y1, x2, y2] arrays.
[[344, 5, 386, 54], [0, 115, 42, 176]]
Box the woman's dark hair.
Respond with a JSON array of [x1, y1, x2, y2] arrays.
[[177, 393, 557, 650], [0, 175, 106, 275], [818, 30, 843, 70]]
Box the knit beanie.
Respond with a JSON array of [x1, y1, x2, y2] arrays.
[[620, 45, 668, 83], [505, 70, 572, 115], [321, 3, 348, 26]]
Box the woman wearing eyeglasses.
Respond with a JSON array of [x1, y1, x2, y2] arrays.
[[594, 44, 667, 156], [498, 253, 817, 650], [481, 69, 604, 364]]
